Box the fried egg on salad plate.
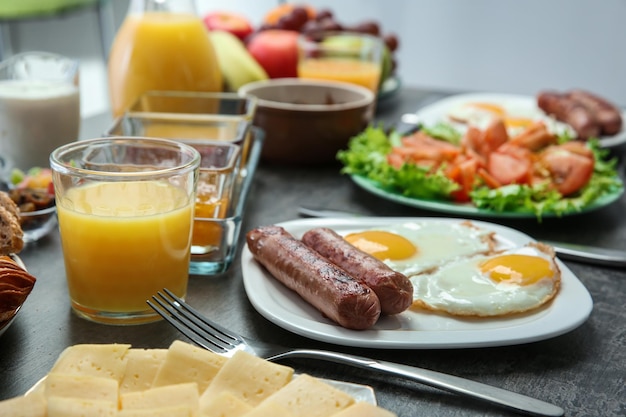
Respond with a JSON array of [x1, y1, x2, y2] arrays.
[[412, 92, 626, 150], [241, 217, 593, 349], [416, 92, 576, 138]]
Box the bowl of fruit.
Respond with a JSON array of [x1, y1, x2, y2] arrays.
[[203, 4, 399, 97], [6, 168, 56, 243]]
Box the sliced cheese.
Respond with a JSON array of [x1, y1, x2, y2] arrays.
[[0, 392, 46, 417], [199, 350, 294, 409], [44, 373, 118, 404], [260, 374, 355, 417], [240, 400, 295, 417], [120, 382, 199, 415], [152, 340, 227, 392], [49, 344, 131, 382], [331, 402, 398, 417], [119, 348, 168, 393], [200, 391, 253, 417], [118, 405, 193, 417], [46, 396, 117, 417]]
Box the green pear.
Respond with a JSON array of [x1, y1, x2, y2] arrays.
[[208, 30, 268, 92]]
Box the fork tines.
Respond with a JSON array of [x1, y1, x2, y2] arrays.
[[147, 289, 239, 355]]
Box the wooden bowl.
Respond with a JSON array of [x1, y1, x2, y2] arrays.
[[239, 78, 375, 165]]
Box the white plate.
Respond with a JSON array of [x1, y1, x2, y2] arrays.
[[242, 217, 593, 349], [413, 92, 626, 150]]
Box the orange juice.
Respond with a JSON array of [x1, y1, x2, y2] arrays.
[[192, 196, 229, 250], [57, 181, 193, 317], [108, 12, 222, 117], [298, 59, 381, 92], [142, 122, 241, 143]]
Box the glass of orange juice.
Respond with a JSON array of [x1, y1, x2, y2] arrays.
[[50, 137, 200, 325], [297, 32, 384, 93], [104, 92, 251, 276]]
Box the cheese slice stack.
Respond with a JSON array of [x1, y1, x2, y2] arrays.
[[0, 340, 396, 417]]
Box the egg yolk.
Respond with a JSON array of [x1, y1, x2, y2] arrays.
[[467, 103, 535, 130], [467, 102, 506, 117], [480, 254, 553, 285], [345, 231, 417, 261], [504, 117, 535, 130]]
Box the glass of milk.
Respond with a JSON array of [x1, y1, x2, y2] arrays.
[[0, 52, 80, 171]]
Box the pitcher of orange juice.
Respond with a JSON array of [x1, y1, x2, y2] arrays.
[[108, 0, 222, 117]]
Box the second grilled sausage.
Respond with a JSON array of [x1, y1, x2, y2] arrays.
[[246, 225, 381, 330], [567, 89, 623, 136], [302, 227, 414, 315]]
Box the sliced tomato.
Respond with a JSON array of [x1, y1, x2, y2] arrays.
[[387, 151, 406, 169], [557, 140, 594, 158], [487, 151, 532, 185], [477, 167, 502, 189], [461, 126, 484, 154], [449, 158, 477, 202], [508, 121, 557, 151], [541, 147, 594, 196], [400, 132, 460, 162], [483, 118, 509, 153]]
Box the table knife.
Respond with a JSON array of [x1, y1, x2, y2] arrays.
[[297, 207, 626, 268]]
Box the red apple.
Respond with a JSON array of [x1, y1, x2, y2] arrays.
[[203, 11, 254, 41], [246, 30, 299, 79]]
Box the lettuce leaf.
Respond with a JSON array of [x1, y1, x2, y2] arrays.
[[337, 127, 623, 220], [337, 126, 458, 200]]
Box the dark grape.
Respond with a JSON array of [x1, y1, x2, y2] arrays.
[[353, 20, 380, 36], [315, 9, 333, 21], [318, 17, 342, 32], [383, 33, 399, 52], [277, 14, 300, 31], [291, 7, 310, 27], [301, 19, 322, 36]]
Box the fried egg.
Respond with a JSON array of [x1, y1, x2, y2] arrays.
[[410, 243, 561, 317], [447, 101, 573, 137], [344, 221, 495, 277]]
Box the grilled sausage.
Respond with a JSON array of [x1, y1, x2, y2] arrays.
[[567, 90, 623, 136], [246, 225, 381, 330], [537, 91, 600, 140], [302, 227, 413, 315]]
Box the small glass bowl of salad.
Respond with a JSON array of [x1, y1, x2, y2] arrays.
[[6, 168, 56, 243]]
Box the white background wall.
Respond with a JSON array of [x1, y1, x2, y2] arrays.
[[4, 0, 625, 116]]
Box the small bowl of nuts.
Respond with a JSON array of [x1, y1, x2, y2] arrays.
[[7, 168, 56, 243]]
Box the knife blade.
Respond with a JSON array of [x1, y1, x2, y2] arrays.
[[297, 206, 626, 268]]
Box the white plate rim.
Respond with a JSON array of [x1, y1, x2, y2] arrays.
[[242, 217, 593, 349], [413, 92, 626, 149]]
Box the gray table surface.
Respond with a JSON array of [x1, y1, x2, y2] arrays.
[[1, 88, 625, 416]]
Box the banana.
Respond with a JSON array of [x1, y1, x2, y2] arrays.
[[208, 30, 268, 92]]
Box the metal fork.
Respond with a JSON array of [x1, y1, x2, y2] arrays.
[[148, 289, 564, 417]]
